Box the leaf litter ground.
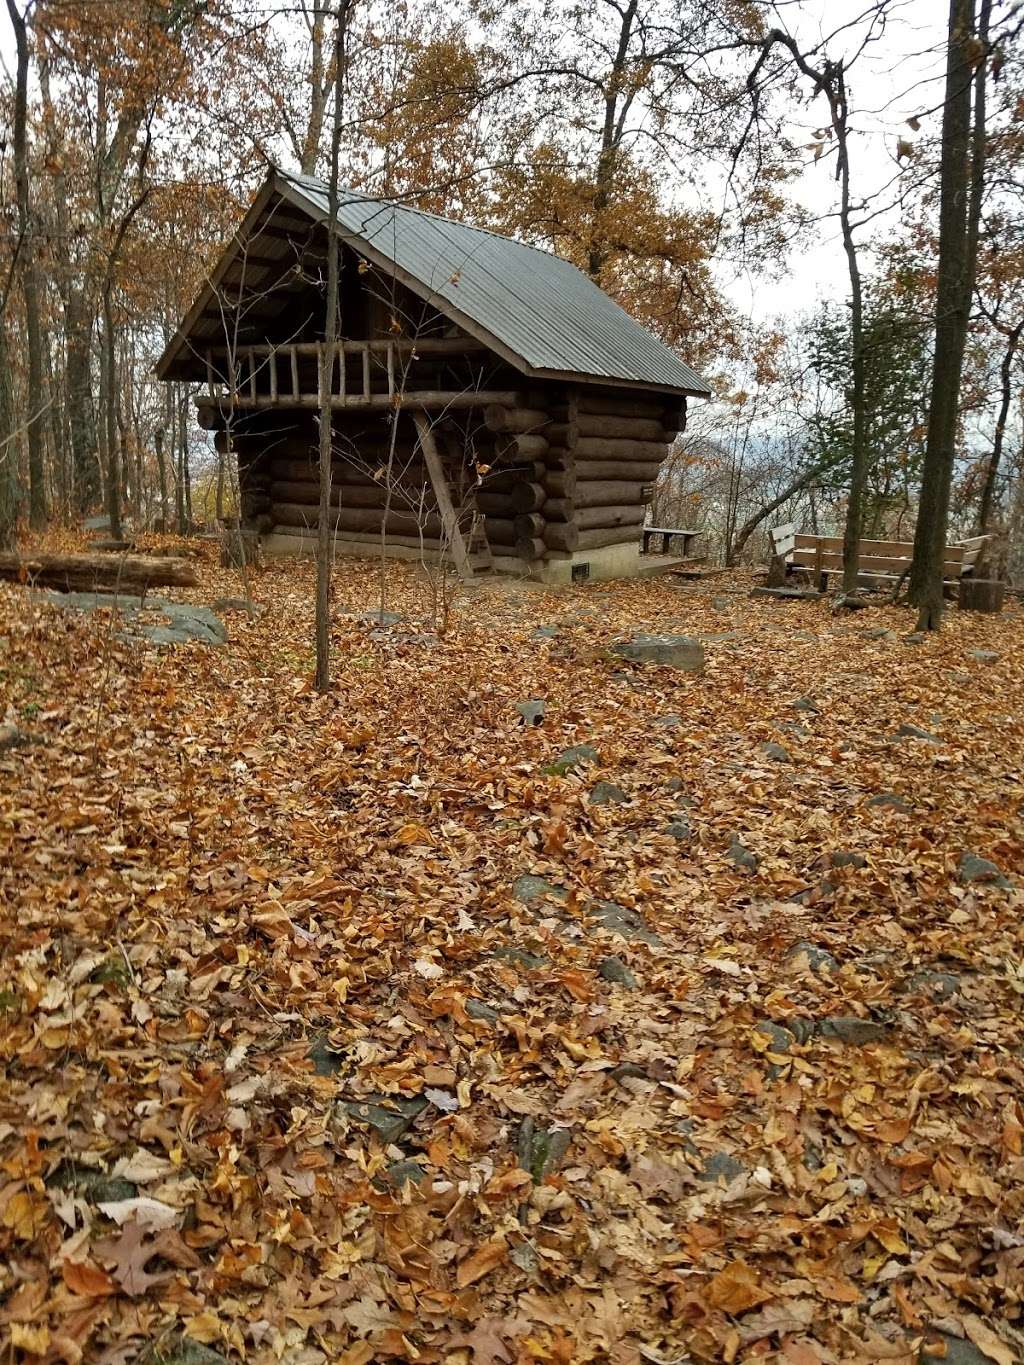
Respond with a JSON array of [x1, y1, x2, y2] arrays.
[[1, 544, 1023, 1365]]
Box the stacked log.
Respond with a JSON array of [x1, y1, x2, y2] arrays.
[[208, 382, 687, 572]]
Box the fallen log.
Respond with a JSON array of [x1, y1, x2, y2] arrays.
[[0, 552, 198, 593]]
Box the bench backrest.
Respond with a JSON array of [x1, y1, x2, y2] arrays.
[[771, 526, 989, 578]]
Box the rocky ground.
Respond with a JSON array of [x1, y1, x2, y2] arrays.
[[1, 540, 1022, 1365]]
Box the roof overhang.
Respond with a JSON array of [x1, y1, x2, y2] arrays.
[[156, 168, 713, 400]]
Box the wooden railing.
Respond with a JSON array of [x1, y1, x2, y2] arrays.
[[203, 338, 487, 409]]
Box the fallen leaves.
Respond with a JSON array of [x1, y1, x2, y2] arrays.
[[2, 551, 1024, 1363]]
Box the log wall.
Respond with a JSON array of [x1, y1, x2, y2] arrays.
[[224, 382, 687, 569]]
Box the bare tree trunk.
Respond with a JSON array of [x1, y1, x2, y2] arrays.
[[7, 0, 47, 530], [727, 461, 830, 565], [180, 388, 193, 530], [976, 318, 1021, 533], [154, 426, 169, 530], [299, 0, 332, 175], [315, 1, 351, 692], [100, 287, 122, 540], [0, 323, 19, 548], [587, 0, 638, 280], [909, 0, 985, 628]]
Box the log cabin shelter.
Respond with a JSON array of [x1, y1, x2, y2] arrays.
[[156, 166, 712, 582]]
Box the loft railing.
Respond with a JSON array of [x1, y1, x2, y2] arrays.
[[203, 338, 487, 407]]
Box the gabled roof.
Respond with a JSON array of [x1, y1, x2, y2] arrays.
[[156, 167, 712, 398]]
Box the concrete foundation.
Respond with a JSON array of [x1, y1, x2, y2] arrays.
[[261, 531, 648, 582]]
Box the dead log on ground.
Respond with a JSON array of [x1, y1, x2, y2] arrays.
[[0, 552, 198, 593]]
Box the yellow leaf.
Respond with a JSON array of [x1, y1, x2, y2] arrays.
[[11, 1324, 51, 1355], [397, 822, 432, 846], [2, 1190, 47, 1239]]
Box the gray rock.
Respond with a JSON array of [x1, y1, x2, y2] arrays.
[[792, 696, 820, 714], [761, 741, 792, 763], [969, 649, 1000, 663], [308, 1036, 346, 1076], [465, 999, 500, 1023], [589, 780, 628, 806], [598, 955, 637, 988], [358, 610, 403, 625], [727, 834, 759, 871], [711, 596, 731, 611], [918, 1331, 1007, 1365], [749, 587, 822, 601], [212, 596, 257, 615], [664, 820, 691, 840], [517, 1118, 571, 1183], [785, 941, 838, 975], [341, 1095, 428, 1143], [47, 1165, 137, 1204], [546, 743, 600, 775], [0, 724, 38, 754], [46, 589, 144, 613], [611, 634, 705, 672], [382, 1159, 428, 1189], [696, 1150, 747, 1184], [862, 628, 896, 641], [790, 879, 835, 906], [816, 1016, 888, 1045], [135, 600, 227, 647], [140, 1340, 231, 1365], [959, 853, 1011, 887], [754, 1021, 795, 1055], [896, 723, 940, 743], [830, 850, 867, 869], [902, 969, 961, 1001], [903, 632, 925, 645], [587, 899, 660, 946], [491, 946, 547, 970], [516, 699, 545, 726], [664, 775, 686, 793], [512, 874, 567, 905], [653, 714, 683, 729], [82, 514, 112, 532], [868, 792, 913, 812], [532, 624, 559, 639]]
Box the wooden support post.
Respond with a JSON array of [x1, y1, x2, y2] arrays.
[[337, 343, 345, 399], [205, 350, 215, 399], [362, 345, 371, 400], [247, 349, 257, 401], [413, 411, 474, 583], [269, 348, 278, 402], [387, 344, 395, 398], [290, 346, 299, 400]]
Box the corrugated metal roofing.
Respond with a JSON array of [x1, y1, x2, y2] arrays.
[[277, 168, 711, 397]]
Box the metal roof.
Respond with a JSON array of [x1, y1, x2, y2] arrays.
[[275, 169, 711, 398]]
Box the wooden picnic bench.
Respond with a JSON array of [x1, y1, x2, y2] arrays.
[[770, 524, 990, 590], [641, 525, 701, 557]]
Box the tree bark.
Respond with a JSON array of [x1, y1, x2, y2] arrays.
[[909, 0, 984, 629], [0, 322, 19, 548], [0, 551, 197, 591], [7, 0, 47, 530], [315, 1, 350, 692], [975, 318, 1021, 533]]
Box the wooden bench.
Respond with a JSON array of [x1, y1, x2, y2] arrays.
[[770, 523, 990, 589], [641, 525, 701, 557]]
